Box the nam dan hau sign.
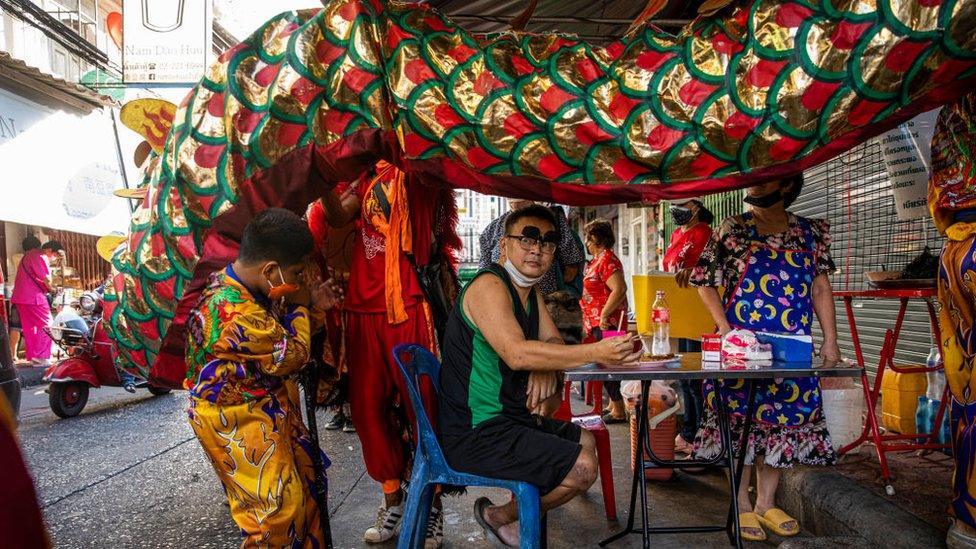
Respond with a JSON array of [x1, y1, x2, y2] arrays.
[[123, 0, 213, 84]]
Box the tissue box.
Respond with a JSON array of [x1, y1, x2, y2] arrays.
[[754, 333, 813, 361]]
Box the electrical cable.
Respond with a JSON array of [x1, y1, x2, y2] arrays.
[[0, 0, 109, 70]]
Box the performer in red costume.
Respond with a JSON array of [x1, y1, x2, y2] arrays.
[[306, 199, 353, 421], [321, 160, 459, 548]]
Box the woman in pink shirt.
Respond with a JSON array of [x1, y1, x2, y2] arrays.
[[11, 238, 61, 365]]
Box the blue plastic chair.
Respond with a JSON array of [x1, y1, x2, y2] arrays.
[[392, 343, 543, 549]]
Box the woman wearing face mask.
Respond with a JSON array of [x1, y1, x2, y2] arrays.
[[663, 198, 714, 287], [579, 219, 629, 423], [662, 198, 714, 458], [690, 175, 841, 542]]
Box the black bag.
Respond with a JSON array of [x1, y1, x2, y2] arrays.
[[407, 253, 455, 343]]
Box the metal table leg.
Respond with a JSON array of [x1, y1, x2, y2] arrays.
[[599, 380, 652, 547], [600, 379, 748, 547], [719, 379, 754, 549]]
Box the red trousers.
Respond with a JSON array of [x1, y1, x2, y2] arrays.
[[346, 304, 437, 483]]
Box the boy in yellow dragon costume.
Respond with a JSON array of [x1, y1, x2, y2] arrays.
[[185, 208, 340, 547]]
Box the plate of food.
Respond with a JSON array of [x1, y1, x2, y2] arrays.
[[636, 353, 683, 368]]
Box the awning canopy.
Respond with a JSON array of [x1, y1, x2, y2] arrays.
[[428, 0, 700, 42], [0, 88, 129, 237], [0, 51, 116, 115]]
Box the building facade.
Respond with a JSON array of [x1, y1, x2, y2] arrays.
[[0, 1, 236, 296], [456, 189, 507, 266]]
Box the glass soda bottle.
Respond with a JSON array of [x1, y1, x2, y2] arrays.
[[650, 290, 671, 356]]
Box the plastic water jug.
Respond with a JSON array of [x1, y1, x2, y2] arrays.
[[926, 348, 946, 401], [881, 370, 927, 434]]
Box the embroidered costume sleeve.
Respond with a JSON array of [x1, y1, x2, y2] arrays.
[[212, 303, 313, 378], [185, 271, 313, 405], [929, 94, 976, 236]]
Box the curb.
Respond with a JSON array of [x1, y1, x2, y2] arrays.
[[16, 366, 46, 388], [777, 468, 945, 549]]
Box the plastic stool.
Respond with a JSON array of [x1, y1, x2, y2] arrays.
[[554, 380, 617, 520]]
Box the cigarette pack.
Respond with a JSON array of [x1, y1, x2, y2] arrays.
[[702, 334, 721, 362]]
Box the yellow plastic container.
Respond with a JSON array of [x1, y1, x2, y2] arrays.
[[631, 273, 718, 339], [880, 369, 927, 434]]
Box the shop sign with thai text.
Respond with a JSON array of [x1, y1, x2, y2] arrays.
[[123, 0, 213, 84], [879, 109, 941, 221]]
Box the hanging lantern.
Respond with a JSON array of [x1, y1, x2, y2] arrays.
[[107, 12, 123, 50]]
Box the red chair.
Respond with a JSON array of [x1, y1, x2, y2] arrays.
[[554, 380, 617, 520]]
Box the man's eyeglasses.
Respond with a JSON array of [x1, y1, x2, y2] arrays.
[[506, 234, 557, 254]]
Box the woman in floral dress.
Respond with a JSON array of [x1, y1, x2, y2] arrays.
[[691, 175, 840, 541], [580, 219, 629, 422]]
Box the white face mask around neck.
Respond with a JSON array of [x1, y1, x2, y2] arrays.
[[503, 259, 542, 288]]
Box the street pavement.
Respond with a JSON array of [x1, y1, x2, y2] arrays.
[[17, 385, 791, 548]]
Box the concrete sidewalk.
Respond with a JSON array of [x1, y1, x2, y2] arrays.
[[16, 364, 46, 388], [324, 418, 783, 548], [324, 390, 946, 548]]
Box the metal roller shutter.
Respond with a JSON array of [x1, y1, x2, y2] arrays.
[[792, 139, 943, 378]]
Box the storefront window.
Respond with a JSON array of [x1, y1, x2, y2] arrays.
[[631, 219, 644, 274], [81, 0, 96, 20]]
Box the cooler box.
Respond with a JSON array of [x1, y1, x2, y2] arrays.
[[629, 400, 678, 481], [754, 333, 814, 361], [881, 370, 927, 434]]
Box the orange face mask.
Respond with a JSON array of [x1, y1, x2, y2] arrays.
[[267, 266, 301, 301]]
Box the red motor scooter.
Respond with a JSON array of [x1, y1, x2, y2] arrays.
[[42, 293, 170, 418]]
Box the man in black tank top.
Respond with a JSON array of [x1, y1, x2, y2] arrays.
[[439, 205, 642, 547]]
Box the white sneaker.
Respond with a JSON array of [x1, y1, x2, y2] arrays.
[[425, 507, 444, 549], [363, 503, 403, 543]]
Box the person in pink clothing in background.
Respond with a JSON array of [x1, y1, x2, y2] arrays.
[[11, 237, 62, 365]]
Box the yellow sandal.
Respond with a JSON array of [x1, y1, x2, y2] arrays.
[[738, 512, 767, 542], [756, 507, 800, 537]]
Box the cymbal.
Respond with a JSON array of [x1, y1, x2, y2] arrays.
[[97, 234, 127, 262], [113, 187, 148, 200]]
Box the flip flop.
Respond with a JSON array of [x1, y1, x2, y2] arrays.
[[474, 497, 514, 547], [756, 507, 800, 537], [737, 512, 767, 542]]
